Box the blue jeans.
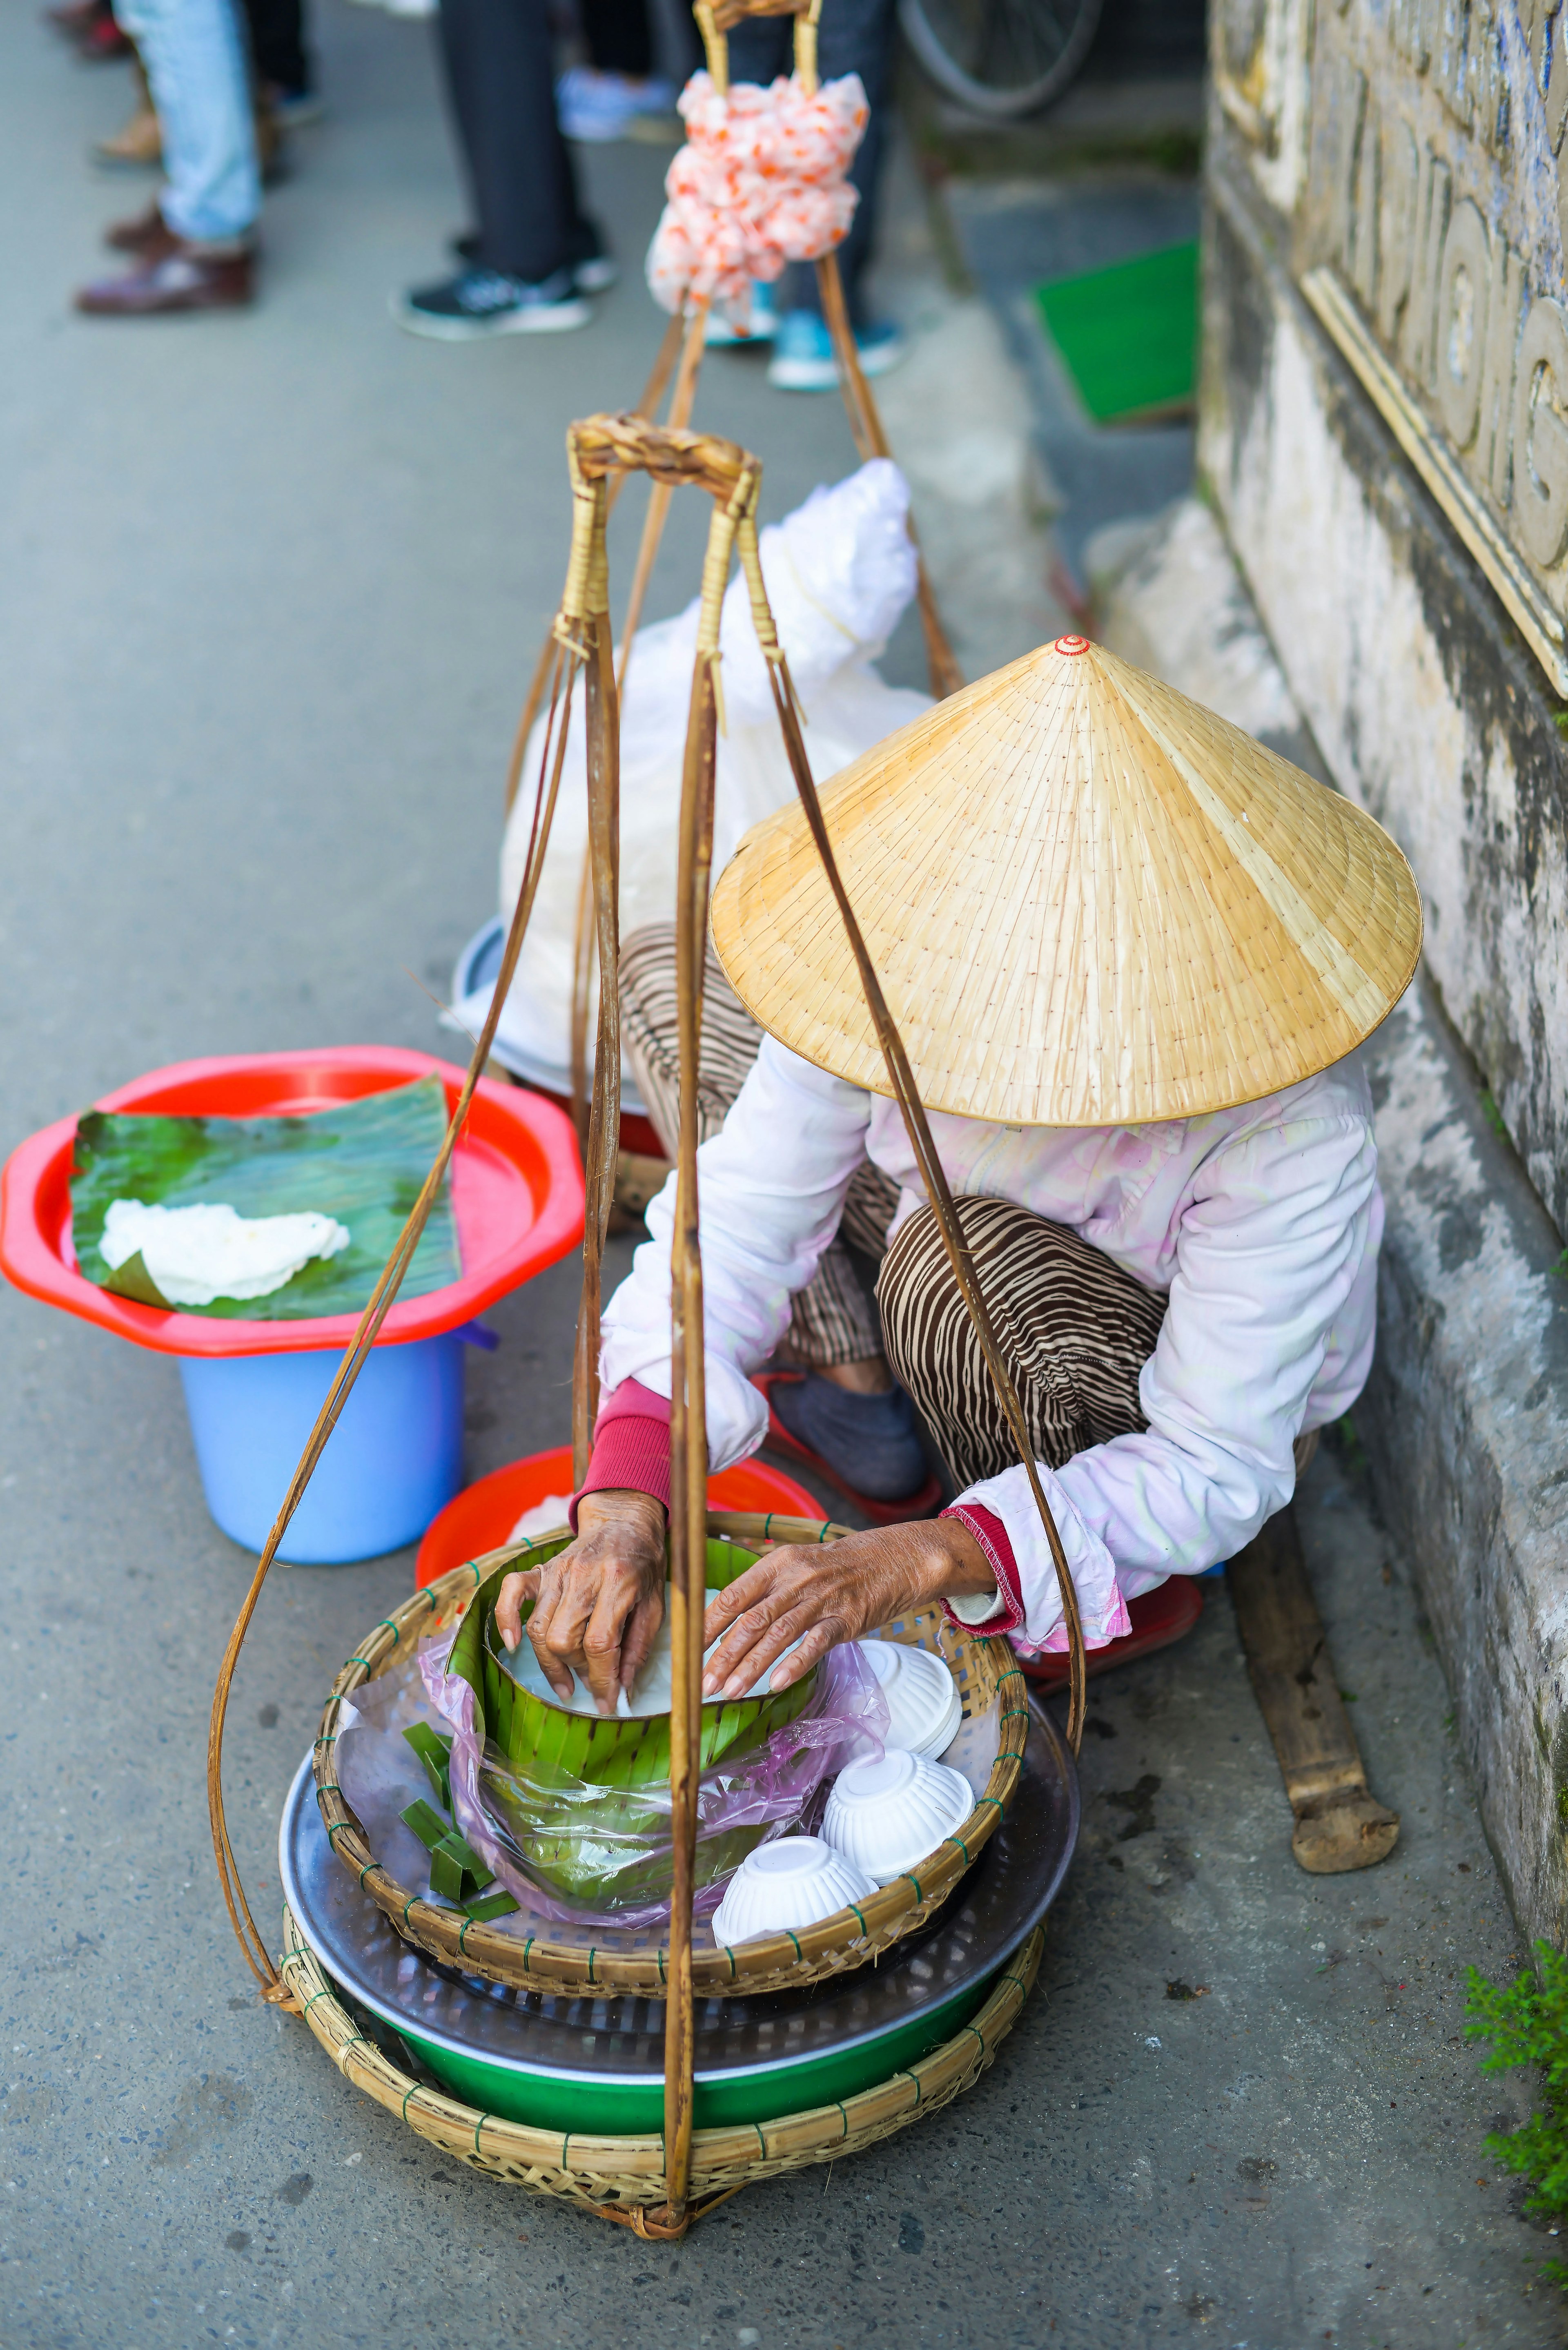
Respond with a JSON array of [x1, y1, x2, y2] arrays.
[[113, 0, 260, 243]]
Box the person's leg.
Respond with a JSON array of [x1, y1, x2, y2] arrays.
[[578, 0, 650, 79], [720, 12, 793, 91], [876, 1196, 1168, 1487], [438, 0, 591, 283], [113, 0, 259, 241], [240, 0, 308, 95]]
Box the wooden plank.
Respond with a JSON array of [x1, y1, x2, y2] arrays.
[[1227, 1507, 1399, 1874]]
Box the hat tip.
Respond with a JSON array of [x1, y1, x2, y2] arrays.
[[1053, 633, 1091, 657]]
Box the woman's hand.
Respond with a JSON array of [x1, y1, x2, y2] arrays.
[[494, 1489, 667, 1716], [699, 1517, 995, 1702]]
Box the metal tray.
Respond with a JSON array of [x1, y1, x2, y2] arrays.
[[279, 1699, 1076, 2102]]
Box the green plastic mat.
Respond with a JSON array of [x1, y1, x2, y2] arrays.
[[69, 1075, 460, 1319], [1034, 239, 1199, 424]]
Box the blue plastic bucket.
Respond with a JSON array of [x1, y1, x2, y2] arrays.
[[177, 1333, 466, 1564]]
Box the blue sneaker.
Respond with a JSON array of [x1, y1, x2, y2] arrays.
[[766, 309, 906, 391], [557, 67, 677, 143], [706, 279, 779, 346]]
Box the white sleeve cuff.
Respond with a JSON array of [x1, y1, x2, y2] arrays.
[[946, 1584, 1005, 1625]]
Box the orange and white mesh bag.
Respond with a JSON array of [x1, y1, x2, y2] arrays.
[[645, 70, 868, 328]]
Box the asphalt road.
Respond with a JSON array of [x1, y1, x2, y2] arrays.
[[0, 9, 1558, 2344]]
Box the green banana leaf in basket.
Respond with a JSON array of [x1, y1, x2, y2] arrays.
[[69, 1075, 461, 1320], [446, 1538, 820, 1905]]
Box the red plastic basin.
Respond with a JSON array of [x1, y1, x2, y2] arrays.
[[1015, 1576, 1204, 1688], [0, 1047, 585, 1358], [415, 1446, 827, 1587]]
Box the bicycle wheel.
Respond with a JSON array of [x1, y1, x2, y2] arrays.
[[898, 0, 1103, 118]]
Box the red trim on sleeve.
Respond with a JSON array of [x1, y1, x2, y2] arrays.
[[938, 1502, 1025, 1638], [570, 1379, 672, 1527]]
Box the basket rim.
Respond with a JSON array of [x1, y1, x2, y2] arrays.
[[279, 1899, 1045, 2203], [312, 1511, 1030, 1998]]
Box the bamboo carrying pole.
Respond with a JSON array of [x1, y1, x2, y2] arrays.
[[506, 0, 961, 847], [559, 417, 1087, 2223], [206, 411, 1084, 2235]]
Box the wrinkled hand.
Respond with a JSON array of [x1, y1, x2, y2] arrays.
[[699, 1518, 994, 1702], [494, 1489, 667, 1717]]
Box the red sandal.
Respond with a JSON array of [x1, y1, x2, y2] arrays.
[[752, 1371, 944, 1527]]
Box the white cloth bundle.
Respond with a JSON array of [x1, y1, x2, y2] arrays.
[[448, 459, 929, 1093]]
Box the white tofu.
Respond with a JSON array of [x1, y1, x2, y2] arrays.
[[100, 1199, 351, 1307]]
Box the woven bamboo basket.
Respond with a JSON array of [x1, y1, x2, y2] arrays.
[[279, 1902, 1043, 2214], [313, 1512, 1030, 2000]]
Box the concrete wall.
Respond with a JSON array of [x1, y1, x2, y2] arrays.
[[1199, 13, 1568, 1937], [1200, 133, 1568, 1241]]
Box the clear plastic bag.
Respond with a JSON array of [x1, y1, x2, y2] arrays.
[[420, 1630, 889, 1927]]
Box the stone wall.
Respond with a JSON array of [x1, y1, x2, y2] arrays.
[[1199, 0, 1568, 1936]]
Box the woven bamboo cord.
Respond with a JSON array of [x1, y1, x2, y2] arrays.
[[692, 0, 962, 705], [733, 513, 1087, 1749], [502, 311, 686, 818], [615, 304, 713, 696], [556, 414, 766, 2228], [314, 1549, 1029, 1997], [568, 301, 709, 1151], [568, 840, 596, 1157], [667, 465, 757, 2224], [207, 615, 586, 2004], [278, 1902, 1044, 2214]]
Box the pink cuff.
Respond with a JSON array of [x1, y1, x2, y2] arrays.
[[938, 1503, 1025, 1638], [570, 1379, 673, 1527]]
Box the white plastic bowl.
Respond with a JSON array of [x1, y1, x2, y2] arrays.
[[857, 1639, 963, 1758], [710, 1835, 879, 1946], [820, 1749, 974, 1884]]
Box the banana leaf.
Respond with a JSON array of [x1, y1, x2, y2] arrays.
[[447, 1537, 820, 1904], [69, 1076, 460, 1319]]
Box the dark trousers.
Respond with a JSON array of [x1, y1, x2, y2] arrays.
[[241, 0, 307, 91], [581, 0, 650, 79], [725, 0, 897, 326], [437, 0, 596, 284]]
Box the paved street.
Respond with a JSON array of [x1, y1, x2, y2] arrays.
[[0, 9, 1559, 2343]]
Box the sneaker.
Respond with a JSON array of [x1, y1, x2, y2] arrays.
[[556, 65, 676, 142], [392, 267, 590, 340], [449, 231, 616, 295], [706, 279, 778, 346], [767, 309, 906, 392]]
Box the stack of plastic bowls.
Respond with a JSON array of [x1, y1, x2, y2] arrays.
[[820, 1750, 974, 1885], [711, 1835, 878, 1947], [856, 1639, 963, 1757]]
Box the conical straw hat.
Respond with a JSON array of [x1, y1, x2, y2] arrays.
[[710, 634, 1422, 1128]]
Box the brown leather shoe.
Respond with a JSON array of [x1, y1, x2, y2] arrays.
[[103, 201, 176, 255], [75, 244, 255, 316]]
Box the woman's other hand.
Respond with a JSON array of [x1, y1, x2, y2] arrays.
[[699, 1518, 995, 1702], [494, 1489, 667, 1716]]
